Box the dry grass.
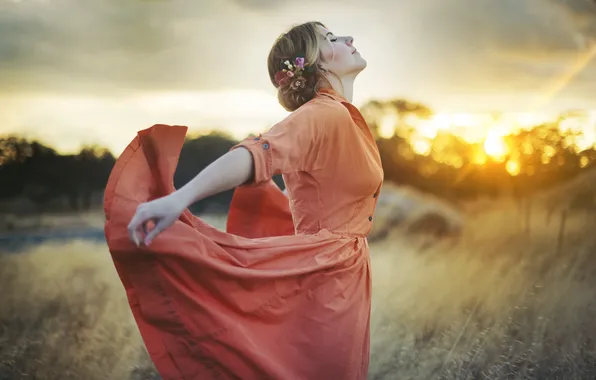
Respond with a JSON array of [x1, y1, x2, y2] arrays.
[[0, 203, 595, 379], [369, 201, 596, 379], [0, 209, 106, 233], [0, 241, 156, 380]]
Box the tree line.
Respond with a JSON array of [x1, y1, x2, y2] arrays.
[[1, 99, 595, 213]]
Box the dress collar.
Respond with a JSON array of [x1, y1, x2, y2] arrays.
[[316, 87, 350, 104], [316, 87, 374, 136]]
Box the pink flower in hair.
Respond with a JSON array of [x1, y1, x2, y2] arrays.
[[274, 71, 291, 87]]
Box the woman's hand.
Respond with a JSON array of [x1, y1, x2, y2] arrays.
[[128, 193, 188, 247], [127, 147, 255, 247]]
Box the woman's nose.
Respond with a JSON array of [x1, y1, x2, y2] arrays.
[[343, 36, 354, 46]]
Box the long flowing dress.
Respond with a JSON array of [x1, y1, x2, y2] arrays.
[[103, 88, 384, 380]]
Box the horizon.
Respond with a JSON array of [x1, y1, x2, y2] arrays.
[[2, 99, 596, 158]]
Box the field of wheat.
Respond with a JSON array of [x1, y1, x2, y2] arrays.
[[1, 201, 595, 379]]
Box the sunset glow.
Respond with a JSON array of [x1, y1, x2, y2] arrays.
[[483, 130, 509, 160], [376, 108, 596, 175]]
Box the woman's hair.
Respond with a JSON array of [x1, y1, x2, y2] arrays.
[[267, 21, 331, 112]]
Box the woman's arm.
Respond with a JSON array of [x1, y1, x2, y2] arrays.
[[175, 147, 254, 208], [128, 147, 254, 246]]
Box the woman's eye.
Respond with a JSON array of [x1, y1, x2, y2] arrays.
[[330, 38, 337, 42]]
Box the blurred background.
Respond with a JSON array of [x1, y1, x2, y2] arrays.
[[2, 0, 596, 379]]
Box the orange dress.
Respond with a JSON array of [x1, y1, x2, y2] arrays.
[[103, 88, 384, 380]]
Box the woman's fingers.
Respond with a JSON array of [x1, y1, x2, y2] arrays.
[[127, 197, 181, 247], [143, 224, 161, 246], [128, 206, 151, 246], [144, 217, 172, 246]]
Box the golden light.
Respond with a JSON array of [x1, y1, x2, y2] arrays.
[[483, 131, 508, 159], [506, 160, 521, 176], [394, 107, 596, 172], [429, 114, 452, 130], [412, 139, 432, 156], [417, 120, 439, 139], [563, 136, 575, 148], [379, 113, 398, 139], [451, 113, 478, 127], [543, 145, 556, 157], [471, 150, 487, 165], [580, 156, 590, 168], [402, 109, 596, 159], [451, 155, 464, 168], [511, 112, 551, 129], [403, 114, 421, 126], [559, 114, 596, 151], [558, 117, 583, 133], [584, 111, 596, 150], [522, 142, 534, 155], [410, 113, 496, 145]]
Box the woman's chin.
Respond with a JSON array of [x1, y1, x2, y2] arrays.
[[355, 54, 367, 68], [356, 59, 367, 72]]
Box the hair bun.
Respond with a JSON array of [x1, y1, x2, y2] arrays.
[[267, 21, 330, 112]]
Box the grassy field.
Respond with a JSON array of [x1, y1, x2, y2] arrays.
[[1, 203, 595, 379], [369, 200, 596, 379]]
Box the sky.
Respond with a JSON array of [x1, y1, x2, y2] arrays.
[[1, 0, 596, 154]]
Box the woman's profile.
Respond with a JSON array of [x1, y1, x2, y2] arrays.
[[104, 21, 383, 379]]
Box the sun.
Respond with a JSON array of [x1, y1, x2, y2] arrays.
[[483, 131, 508, 160]]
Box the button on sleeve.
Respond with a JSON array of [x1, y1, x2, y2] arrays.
[[230, 101, 350, 186], [230, 108, 318, 186]]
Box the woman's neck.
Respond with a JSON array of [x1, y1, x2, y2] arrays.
[[325, 75, 355, 103]]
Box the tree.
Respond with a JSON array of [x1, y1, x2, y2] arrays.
[[361, 98, 433, 139]]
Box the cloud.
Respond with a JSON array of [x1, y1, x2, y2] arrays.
[[375, 0, 596, 110], [0, 0, 595, 111], [0, 0, 276, 93], [226, 0, 300, 9]]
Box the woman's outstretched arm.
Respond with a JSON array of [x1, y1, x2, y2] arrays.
[[128, 147, 254, 246], [176, 147, 254, 208]]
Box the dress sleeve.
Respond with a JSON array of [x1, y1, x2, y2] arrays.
[[231, 102, 349, 186]]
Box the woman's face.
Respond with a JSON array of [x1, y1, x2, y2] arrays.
[[317, 25, 367, 78]]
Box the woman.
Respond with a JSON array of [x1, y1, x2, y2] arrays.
[[104, 21, 383, 379]]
